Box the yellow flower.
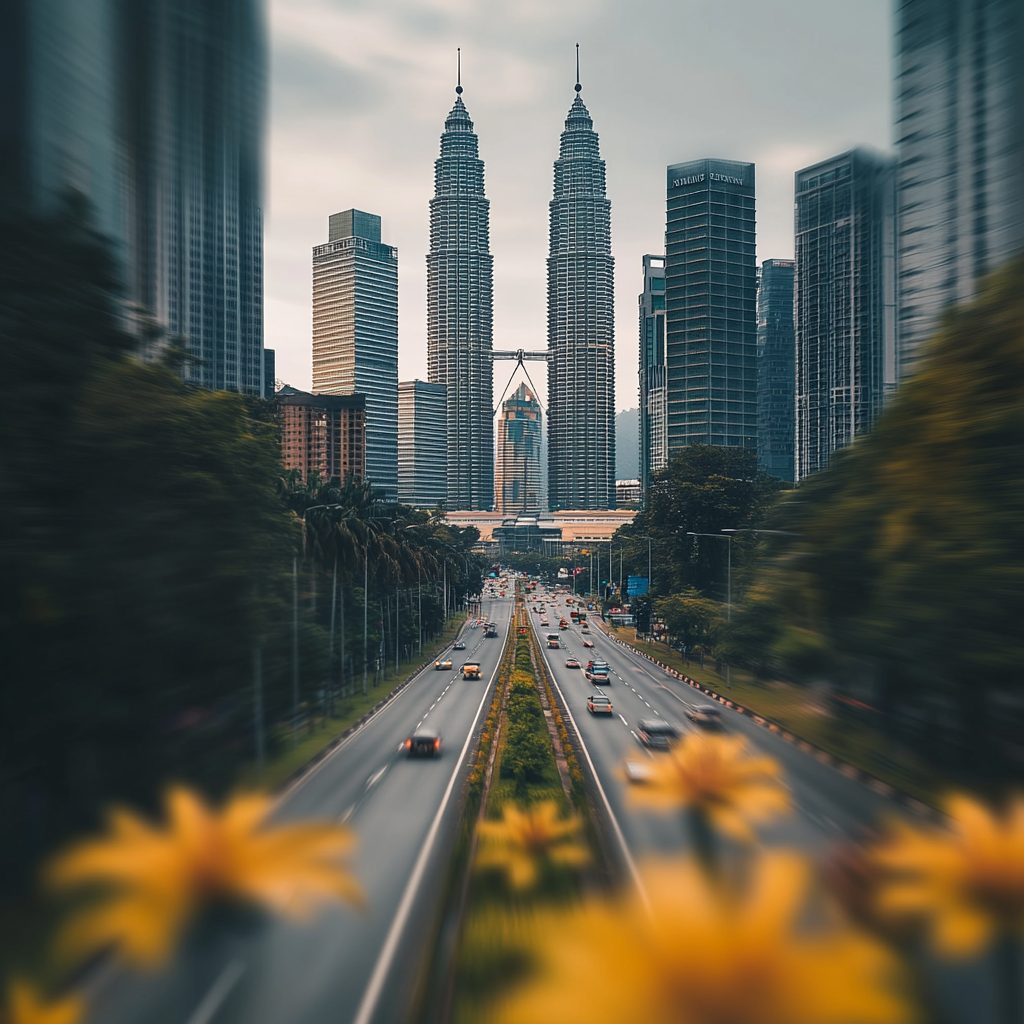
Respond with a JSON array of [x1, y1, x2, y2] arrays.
[[872, 792, 1024, 957], [476, 800, 590, 890], [3, 982, 83, 1024], [46, 786, 362, 967], [629, 732, 790, 840], [496, 854, 913, 1024]]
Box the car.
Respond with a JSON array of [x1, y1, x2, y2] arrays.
[[582, 638, 595, 648], [565, 658, 581, 669], [587, 695, 613, 715], [686, 704, 725, 728], [453, 640, 466, 650], [623, 759, 653, 784], [462, 663, 482, 679], [540, 618, 549, 627], [434, 657, 453, 670], [637, 718, 680, 750], [405, 728, 441, 757]]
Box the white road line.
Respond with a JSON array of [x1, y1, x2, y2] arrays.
[[183, 959, 246, 1024], [351, 612, 512, 1024], [366, 766, 388, 789], [533, 629, 648, 908], [618, 714, 628, 726], [340, 805, 355, 823], [630, 730, 641, 744]]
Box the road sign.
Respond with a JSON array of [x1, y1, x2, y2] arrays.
[[627, 575, 649, 596]]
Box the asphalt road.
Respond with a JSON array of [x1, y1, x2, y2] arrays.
[[82, 597, 513, 1024], [529, 587, 994, 1024]]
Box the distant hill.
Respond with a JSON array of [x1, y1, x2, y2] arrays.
[[615, 408, 639, 480]]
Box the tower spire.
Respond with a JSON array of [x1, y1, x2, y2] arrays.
[[575, 43, 581, 94], [456, 47, 463, 95]]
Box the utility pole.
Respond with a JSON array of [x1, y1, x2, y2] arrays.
[[396, 586, 400, 673], [363, 546, 368, 697], [328, 553, 337, 713]]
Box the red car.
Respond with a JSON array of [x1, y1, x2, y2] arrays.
[[582, 638, 595, 648], [565, 658, 581, 669]]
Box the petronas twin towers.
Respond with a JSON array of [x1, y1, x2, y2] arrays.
[[426, 68, 615, 511]]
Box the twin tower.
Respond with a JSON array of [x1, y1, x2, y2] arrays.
[[427, 73, 616, 512]]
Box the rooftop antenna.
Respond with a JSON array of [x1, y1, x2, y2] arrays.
[[575, 43, 581, 94], [456, 47, 463, 95]]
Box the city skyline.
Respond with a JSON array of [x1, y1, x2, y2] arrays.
[[264, 1, 894, 408]]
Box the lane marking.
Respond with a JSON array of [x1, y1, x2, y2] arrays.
[[630, 730, 641, 744], [618, 714, 629, 726], [366, 766, 388, 789], [340, 805, 355, 823], [352, 610, 512, 1024], [532, 621, 648, 908], [183, 959, 246, 1024]]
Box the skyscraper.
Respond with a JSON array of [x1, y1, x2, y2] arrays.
[[275, 386, 365, 486], [398, 380, 447, 508], [665, 160, 757, 452], [639, 255, 667, 501], [895, 0, 1024, 378], [1, 0, 267, 396], [426, 80, 494, 511], [756, 259, 795, 482], [547, 76, 615, 510], [313, 209, 398, 499], [794, 149, 896, 481], [495, 383, 542, 515]]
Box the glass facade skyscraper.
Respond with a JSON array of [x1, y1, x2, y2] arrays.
[[398, 380, 447, 508], [426, 87, 494, 511], [794, 149, 896, 481], [665, 160, 757, 452], [547, 85, 616, 510], [495, 383, 542, 515], [756, 259, 795, 482], [638, 255, 667, 500], [1, 0, 267, 396], [895, 0, 1024, 378], [313, 209, 398, 500]]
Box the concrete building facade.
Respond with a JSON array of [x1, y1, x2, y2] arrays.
[[794, 149, 896, 481], [495, 383, 542, 515], [546, 83, 616, 511], [426, 86, 494, 511], [398, 380, 447, 508], [275, 386, 365, 485], [665, 159, 758, 454], [313, 209, 398, 500]]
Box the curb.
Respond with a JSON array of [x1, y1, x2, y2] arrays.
[[603, 633, 943, 823]]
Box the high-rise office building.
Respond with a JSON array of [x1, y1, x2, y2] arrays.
[[756, 260, 795, 482], [895, 0, 1024, 378], [426, 84, 494, 511], [275, 386, 365, 485], [794, 150, 896, 481], [547, 80, 615, 510], [398, 380, 447, 508], [665, 160, 757, 453], [313, 209, 398, 500], [495, 383, 542, 515], [639, 255, 667, 500], [1, 0, 267, 396]]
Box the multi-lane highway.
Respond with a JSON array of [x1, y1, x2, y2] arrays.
[[528, 587, 901, 867], [83, 597, 513, 1024]]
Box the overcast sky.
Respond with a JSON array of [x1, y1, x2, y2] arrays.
[[265, 0, 893, 412]]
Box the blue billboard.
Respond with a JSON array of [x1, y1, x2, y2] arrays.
[[627, 576, 649, 596]]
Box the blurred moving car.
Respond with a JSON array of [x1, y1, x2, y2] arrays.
[[587, 695, 613, 715], [623, 759, 652, 783], [453, 640, 466, 650], [582, 638, 594, 648], [637, 718, 680, 750], [686, 704, 725, 728], [565, 658, 580, 669], [435, 657, 453, 670], [483, 624, 498, 638], [462, 663, 482, 679], [405, 729, 441, 757]]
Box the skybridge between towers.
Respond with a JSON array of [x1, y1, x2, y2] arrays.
[[491, 348, 549, 416]]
